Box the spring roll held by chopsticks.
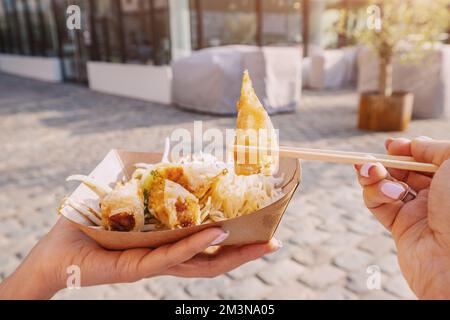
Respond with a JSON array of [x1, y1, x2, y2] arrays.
[[234, 70, 279, 176]]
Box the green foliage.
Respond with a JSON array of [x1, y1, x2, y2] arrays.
[[337, 0, 449, 96], [333, 2, 371, 47], [355, 0, 450, 63]]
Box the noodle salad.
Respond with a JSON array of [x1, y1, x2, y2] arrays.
[[64, 139, 283, 232]]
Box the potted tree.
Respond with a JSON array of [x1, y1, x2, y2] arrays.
[[343, 0, 449, 131]]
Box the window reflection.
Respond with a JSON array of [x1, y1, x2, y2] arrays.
[[36, 0, 59, 57], [0, 1, 7, 52], [95, 0, 120, 62], [94, 0, 170, 65], [2, 0, 21, 54], [262, 0, 302, 45], [0, 0, 59, 56], [197, 0, 257, 48], [189, 0, 303, 49]]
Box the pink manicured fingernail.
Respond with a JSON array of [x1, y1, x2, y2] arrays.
[[381, 182, 405, 200], [211, 231, 229, 245], [275, 239, 283, 249], [268, 239, 283, 253], [385, 138, 394, 150], [360, 163, 375, 178]]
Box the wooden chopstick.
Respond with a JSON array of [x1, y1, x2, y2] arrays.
[[280, 146, 415, 162], [234, 145, 438, 173]]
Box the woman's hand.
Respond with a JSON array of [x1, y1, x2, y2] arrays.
[[0, 217, 281, 299], [355, 137, 450, 299]]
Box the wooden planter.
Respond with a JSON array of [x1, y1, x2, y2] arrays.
[[358, 91, 414, 132]]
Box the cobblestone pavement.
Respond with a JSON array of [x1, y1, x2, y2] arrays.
[[1, 72, 449, 300]]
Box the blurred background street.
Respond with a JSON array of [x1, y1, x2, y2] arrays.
[[1, 72, 450, 299]]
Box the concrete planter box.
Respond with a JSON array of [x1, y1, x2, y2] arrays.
[[87, 62, 172, 105], [0, 54, 63, 82]]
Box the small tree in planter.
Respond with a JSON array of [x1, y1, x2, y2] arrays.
[[348, 0, 449, 131]]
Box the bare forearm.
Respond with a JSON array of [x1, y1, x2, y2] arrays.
[[0, 248, 62, 300], [0, 265, 59, 300]]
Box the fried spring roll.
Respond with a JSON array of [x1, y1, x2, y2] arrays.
[[234, 70, 279, 176], [143, 171, 201, 229], [66, 175, 145, 232]]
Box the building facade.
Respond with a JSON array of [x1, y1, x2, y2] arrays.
[[0, 0, 372, 83]]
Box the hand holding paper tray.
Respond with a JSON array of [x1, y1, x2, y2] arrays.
[[60, 150, 300, 249]]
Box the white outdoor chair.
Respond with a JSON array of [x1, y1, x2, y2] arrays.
[[172, 45, 303, 115]]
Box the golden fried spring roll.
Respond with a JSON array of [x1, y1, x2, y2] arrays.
[[144, 163, 225, 201], [234, 70, 279, 176], [144, 171, 201, 229], [67, 175, 145, 232], [101, 179, 145, 232]]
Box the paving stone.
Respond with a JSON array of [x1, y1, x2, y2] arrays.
[[375, 253, 401, 275], [316, 218, 347, 233], [310, 205, 344, 222], [289, 226, 330, 246], [360, 290, 398, 300], [228, 259, 268, 280], [3, 234, 36, 260], [0, 233, 9, 247], [333, 248, 373, 271], [262, 242, 297, 262], [358, 234, 395, 257], [346, 270, 371, 294], [285, 212, 323, 230], [317, 285, 358, 300], [273, 225, 296, 242], [0, 218, 22, 236], [104, 282, 157, 299], [161, 288, 192, 300], [220, 277, 271, 299], [298, 265, 346, 289], [258, 259, 306, 285], [292, 246, 316, 266], [53, 285, 110, 300], [264, 281, 315, 299], [186, 276, 231, 299], [345, 218, 382, 235], [323, 232, 363, 247], [292, 245, 335, 266], [0, 255, 20, 279], [145, 276, 191, 298], [384, 275, 416, 299]]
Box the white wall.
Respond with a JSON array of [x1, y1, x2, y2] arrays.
[[0, 54, 63, 82], [87, 62, 172, 105]]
